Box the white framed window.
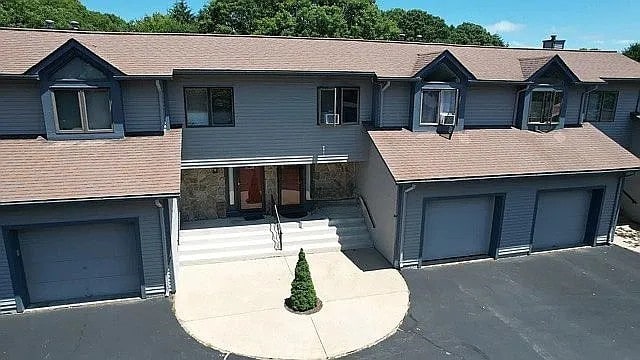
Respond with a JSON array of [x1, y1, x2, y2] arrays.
[[318, 87, 360, 125], [52, 89, 113, 133], [585, 91, 618, 122], [528, 89, 564, 124], [420, 89, 458, 126]]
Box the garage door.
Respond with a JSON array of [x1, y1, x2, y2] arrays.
[[422, 196, 495, 261], [532, 190, 592, 251], [18, 222, 141, 305]]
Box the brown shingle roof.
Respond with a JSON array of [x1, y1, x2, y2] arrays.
[[369, 124, 640, 183], [518, 56, 553, 78], [0, 130, 182, 205], [1, 28, 640, 82]]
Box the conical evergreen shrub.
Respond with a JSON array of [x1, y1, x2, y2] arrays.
[[286, 248, 318, 312]]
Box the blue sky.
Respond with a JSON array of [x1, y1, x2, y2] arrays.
[[83, 0, 638, 50]]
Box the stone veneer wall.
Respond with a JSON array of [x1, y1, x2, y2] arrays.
[[180, 168, 227, 222], [264, 166, 278, 214], [311, 162, 357, 200]]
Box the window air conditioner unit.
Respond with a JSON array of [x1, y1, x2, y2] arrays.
[[439, 113, 456, 126], [324, 113, 340, 126]]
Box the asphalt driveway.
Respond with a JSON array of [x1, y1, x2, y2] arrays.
[[1, 246, 638, 360], [350, 246, 640, 360]]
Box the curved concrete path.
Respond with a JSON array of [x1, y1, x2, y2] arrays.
[[174, 248, 409, 359]]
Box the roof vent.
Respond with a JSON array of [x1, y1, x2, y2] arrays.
[[44, 20, 54, 29], [69, 20, 80, 30], [542, 34, 565, 49]]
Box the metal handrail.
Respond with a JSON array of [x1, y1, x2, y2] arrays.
[[271, 195, 283, 250], [358, 195, 376, 229], [623, 190, 638, 205]]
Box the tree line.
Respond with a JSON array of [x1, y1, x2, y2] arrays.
[[0, 0, 505, 46]]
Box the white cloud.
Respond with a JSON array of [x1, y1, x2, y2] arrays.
[[486, 20, 525, 34], [614, 39, 634, 45]]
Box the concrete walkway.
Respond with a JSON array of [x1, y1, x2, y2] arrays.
[[174, 249, 409, 359]]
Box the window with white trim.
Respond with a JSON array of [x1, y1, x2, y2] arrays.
[[585, 91, 618, 122], [52, 89, 113, 133], [420, 89, 458, 126], [317, 87, 360, 125], [528, 89, 563, 124]]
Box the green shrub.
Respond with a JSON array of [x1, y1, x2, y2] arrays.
[[286, 248, 318, 312]]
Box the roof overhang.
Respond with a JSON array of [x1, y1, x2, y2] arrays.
[[395, 167, 640, 184], [527, 54, 580, 83], [413, 50, 477, 81], [25, 38, 125, 78], [173, 69, 377, 77]]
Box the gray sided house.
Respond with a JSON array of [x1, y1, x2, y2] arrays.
[[1, 28, 640, 313]]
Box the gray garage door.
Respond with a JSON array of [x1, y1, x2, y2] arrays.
[[422, 196, 495, 261], [18, 222, 141, 305], [532, 190, 592, 251]]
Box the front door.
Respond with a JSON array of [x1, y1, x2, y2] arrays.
[[237, 167, 265, 211], [279, 165, 304, 211]]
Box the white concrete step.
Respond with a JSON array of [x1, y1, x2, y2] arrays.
[[178, 202, 374, 265]]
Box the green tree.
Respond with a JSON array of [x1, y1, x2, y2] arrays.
[[623, 43, 640, 62], [449, 22, 505, 46], [198, 0, 263, 34], [286, 249, 318, 312], [0, 0, 128, 31], [384, 8, 449, 42], [169, 0, 195, 24], [130, 12, 197, 33]]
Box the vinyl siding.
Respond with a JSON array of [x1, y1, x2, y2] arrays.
[[356, 143, 398, 263], [586, 83, 639, 148], [168, 75, 371, 162], [122, 80, 162, 133], [0, 198, 167, 305], [564, 87, 583, 126], [401, 174, 620, 264], [465, 85, 517, 127], [380, 81, 411, 128], [0, 80, 45, 135]]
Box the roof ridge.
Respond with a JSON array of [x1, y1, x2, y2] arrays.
[[0, 27, 621, 53]]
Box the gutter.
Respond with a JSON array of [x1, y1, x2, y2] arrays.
[[154, 199, 171, 297], [397, 183, 416, 267], [0, 192, 181, 206], [395, 167, 640, 185], [173, 69, 377, 77]]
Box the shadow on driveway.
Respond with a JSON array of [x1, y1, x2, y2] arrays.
[[0, 297, 247, 360], [347, 246, 640, 360], [2, 246, 638, 360]]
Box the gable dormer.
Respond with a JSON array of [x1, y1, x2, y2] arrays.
[[26, 39, 125, 140], [410, 50, 475, 132], [516, 55, 579, 131]]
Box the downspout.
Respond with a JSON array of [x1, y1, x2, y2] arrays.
[[512, 85, 530, 127], [579, 85, 600, 124], [155, 80, 167, 131], [154, 199, 171, 297], [379, 81, 391, 126], [398, 183, 416, 267]]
